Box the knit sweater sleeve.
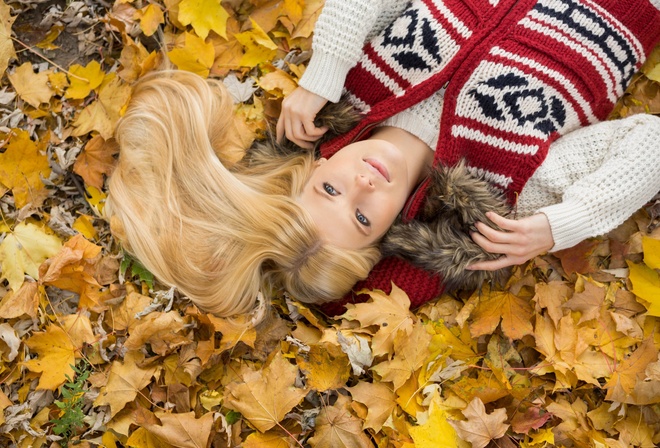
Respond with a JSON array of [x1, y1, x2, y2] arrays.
[[518, 114, 660, 252], [298, 0, 383, 103]]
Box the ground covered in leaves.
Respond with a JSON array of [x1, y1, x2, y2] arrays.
[[0, 0, 660, 447]]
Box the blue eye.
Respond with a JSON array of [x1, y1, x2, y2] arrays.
[[323, 183, 338, 196], [356, 210, 370, 226]]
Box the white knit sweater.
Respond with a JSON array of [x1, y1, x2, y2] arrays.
[[299, 0, 660, 251]]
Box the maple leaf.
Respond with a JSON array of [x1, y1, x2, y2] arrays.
[[66, 61, 105, 99], [453, 397, 509, 448], [178, 0, 229, 39], [347, 382, 396, 432], [235, 19, 278, 68], [409, 391, 462, 448], [258, 69, 297, 98], [210, 17, 243, 76], [468, 285, 533, 340], [626, 260, 660, 316], [0, 0, 16, 76], [307, 394, 372, 448], [0, 129, 51, 209], [562, 278, 606, 324], [73, 135, 119, 189], [59, 313, 96, 351], [0, 221, 62, 292], [135, 4, 164, 37], [22, 325, 76, 390], [297, 342, 351, 392], [371, 321, 432, 389], [7, 63, 53, 108], [533, 281, 573, 325], [94, 350, 159, 418], [605, 337, 660, 404], [0, 280, 40, 319], [72, 74, 132, 139], [642, 235, 660, 269], [341, 284, 414, 357], [207, 312, 257, 351], [123, 311, 191, 356], [118, 35, 160, 82], [291, 0, 324, 39], [168, 31, 215, 78], [510, 406, 551, 434], [224, 352, 307, 432], [243, 430, 295, 447], [141, 411, 214, 448]]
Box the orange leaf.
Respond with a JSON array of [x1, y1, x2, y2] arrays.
[[0, 130, 51, 208], [469, 286, 533, 340], [73, 135, 119, 189]]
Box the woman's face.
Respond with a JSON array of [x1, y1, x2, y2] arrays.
[[298, 139, 414, 249]]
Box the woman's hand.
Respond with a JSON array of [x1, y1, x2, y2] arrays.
[[467, 212, 554, 271], [276, 87, 329, 149]]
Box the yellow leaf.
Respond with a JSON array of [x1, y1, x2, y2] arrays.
[[73, 135, 119, 188], [72, 74, 132, 139], [297, 342, 350, 392], [118, 35, 159, 82], [291, 0, 323, 39], [258, 68, 297, 97], [66, 61, 105, 99], [209, 17, 242, 76], [135, 4, 164, 37], [627, 260, 660, 316], [604, 337, 660, 404], [0, 221, 62, 291], [454, 397, 510, 448], [469, 285, 534, 340], [347, 381, 396, 432], [72, 214, 97, 239], [178, 0, 229, 39], [168, 32, 215, 78], [225, 352, 307, 432], [207, 312, 257, 351], [60, 313, 96, 350], [85, 185, 107, 215], [22, 325, 76, 390], [123, 311, 190, 356], [528, 428, 555, 445], [0, 129, 51, 208], [143, 411, 214, 448], [94, 351, 159, 418], [0, 0, 17, 76], [235, 19, 277, 68], [48, 71, 69, 95], [307, 394, 372, 448], [244, 430, 293, 448], [409, 392, 461, 448], [8, 63, 53, 108], [36, 24, 63, 50], [642, 235, 660, 270], [341, 284, 414, 357]]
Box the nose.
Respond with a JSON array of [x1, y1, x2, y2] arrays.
[[355, 173, 374, 190]]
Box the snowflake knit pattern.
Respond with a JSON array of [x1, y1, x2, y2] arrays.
[[319, 0, 660, 315]]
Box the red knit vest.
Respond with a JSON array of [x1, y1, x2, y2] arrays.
[[320, 0, 660, 315]]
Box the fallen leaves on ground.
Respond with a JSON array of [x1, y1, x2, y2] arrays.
[[1, 1, 660, 447]]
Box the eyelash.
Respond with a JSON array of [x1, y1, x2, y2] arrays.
[[323, 183, 370, 227]]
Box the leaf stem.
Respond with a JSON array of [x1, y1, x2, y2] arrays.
[[9, 35, 90, 82]]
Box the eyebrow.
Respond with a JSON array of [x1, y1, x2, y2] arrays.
[[313, 185, 370, 236]]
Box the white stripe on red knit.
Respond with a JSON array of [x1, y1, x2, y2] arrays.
[[451, 125, 541, 155]]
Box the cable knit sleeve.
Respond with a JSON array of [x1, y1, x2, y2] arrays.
[[518, 114, 660, 251], [298, 0, 382, 103]]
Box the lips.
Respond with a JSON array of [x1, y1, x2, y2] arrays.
[[364, 158, 390, 182]]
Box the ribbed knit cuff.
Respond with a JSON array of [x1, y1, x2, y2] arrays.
[[538, 199, 597, 252], [298, 50, 354, 103]]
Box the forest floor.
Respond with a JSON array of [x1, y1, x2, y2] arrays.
[[1, 1, 660, 447]]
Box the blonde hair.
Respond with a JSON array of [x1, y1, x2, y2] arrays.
[[106, 70, 380, 317]]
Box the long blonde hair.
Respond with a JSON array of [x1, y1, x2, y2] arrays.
[[106, 70, 380, 316]]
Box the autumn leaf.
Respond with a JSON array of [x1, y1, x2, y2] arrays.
[[258, 68, 297, 97], [642, 235, 660, 269], [409, 391, 462, 448], [22, 324, 76, 390], [562, 277, 605, 324], [8, 63, 53, 108], [66, 60, 105, 99], [178, 0, 229, 39], [468, 285, 534, 340], [95, 350, 160, 418], [71, 74, 132, 139], [123, 311, 190, 356], [0, 280, 40, 319], [297, 342, 351, 392], [235, 19, 278, 68], [168, 31, 215, 78], [291, 0, 324, 39], [207, 312, 257, 351], [73, 135, 119, 189], [0, 221, 62, 292], [605, 337, 660, 404], [225, 352, 307, 432], [341, 284, 414, 357], [0, 0, 16, 75], [453, 397, 510, 448], [627, 260, 660, 316], [347, 381, 397, 432], [142, 411, 214, 448], [0, 129, 51, 208], [307, 394, 372, 448], [135, 4, 164, 37]]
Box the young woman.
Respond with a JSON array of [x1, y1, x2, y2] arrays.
[[107, 0, 660, 317], [279, 0, 660, 310]]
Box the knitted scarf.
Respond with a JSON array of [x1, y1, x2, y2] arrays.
[[319, 0, 660, 314]]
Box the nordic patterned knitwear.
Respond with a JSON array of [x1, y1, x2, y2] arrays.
[[317, 0, 660, 314]]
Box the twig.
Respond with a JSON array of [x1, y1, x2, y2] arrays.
[[9, 35, 89, 82]]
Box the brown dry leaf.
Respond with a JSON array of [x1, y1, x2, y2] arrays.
[[225, 352, 307, 432], [0, 129, 51, 209], [0, 280, 40, 319], [297, 342, 351, 392], [605, 337, 660, 404], [453, 397, 509, 448], [94, 350, 159, 418], [371, 321, 432, 389], [347, 381, 397, 432], [553, 239, 605, 276], [123, 311, 190, 356], [563, 278, 606, 324], [73, 135, 119, 189], [307, 394, 372, 448], [341, 284, 414, 357], [0, 0, 16, 75], [8, 63, 53, 108], [533, 281, 573, 325], [510, 406, 551, 435], [22, 324, 76, 390], [177, 0, 229, 39], [142, 411, 214, 448], [469, 286, 533, 340]]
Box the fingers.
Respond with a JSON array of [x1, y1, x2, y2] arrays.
[[467, 256, 515, 271]]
